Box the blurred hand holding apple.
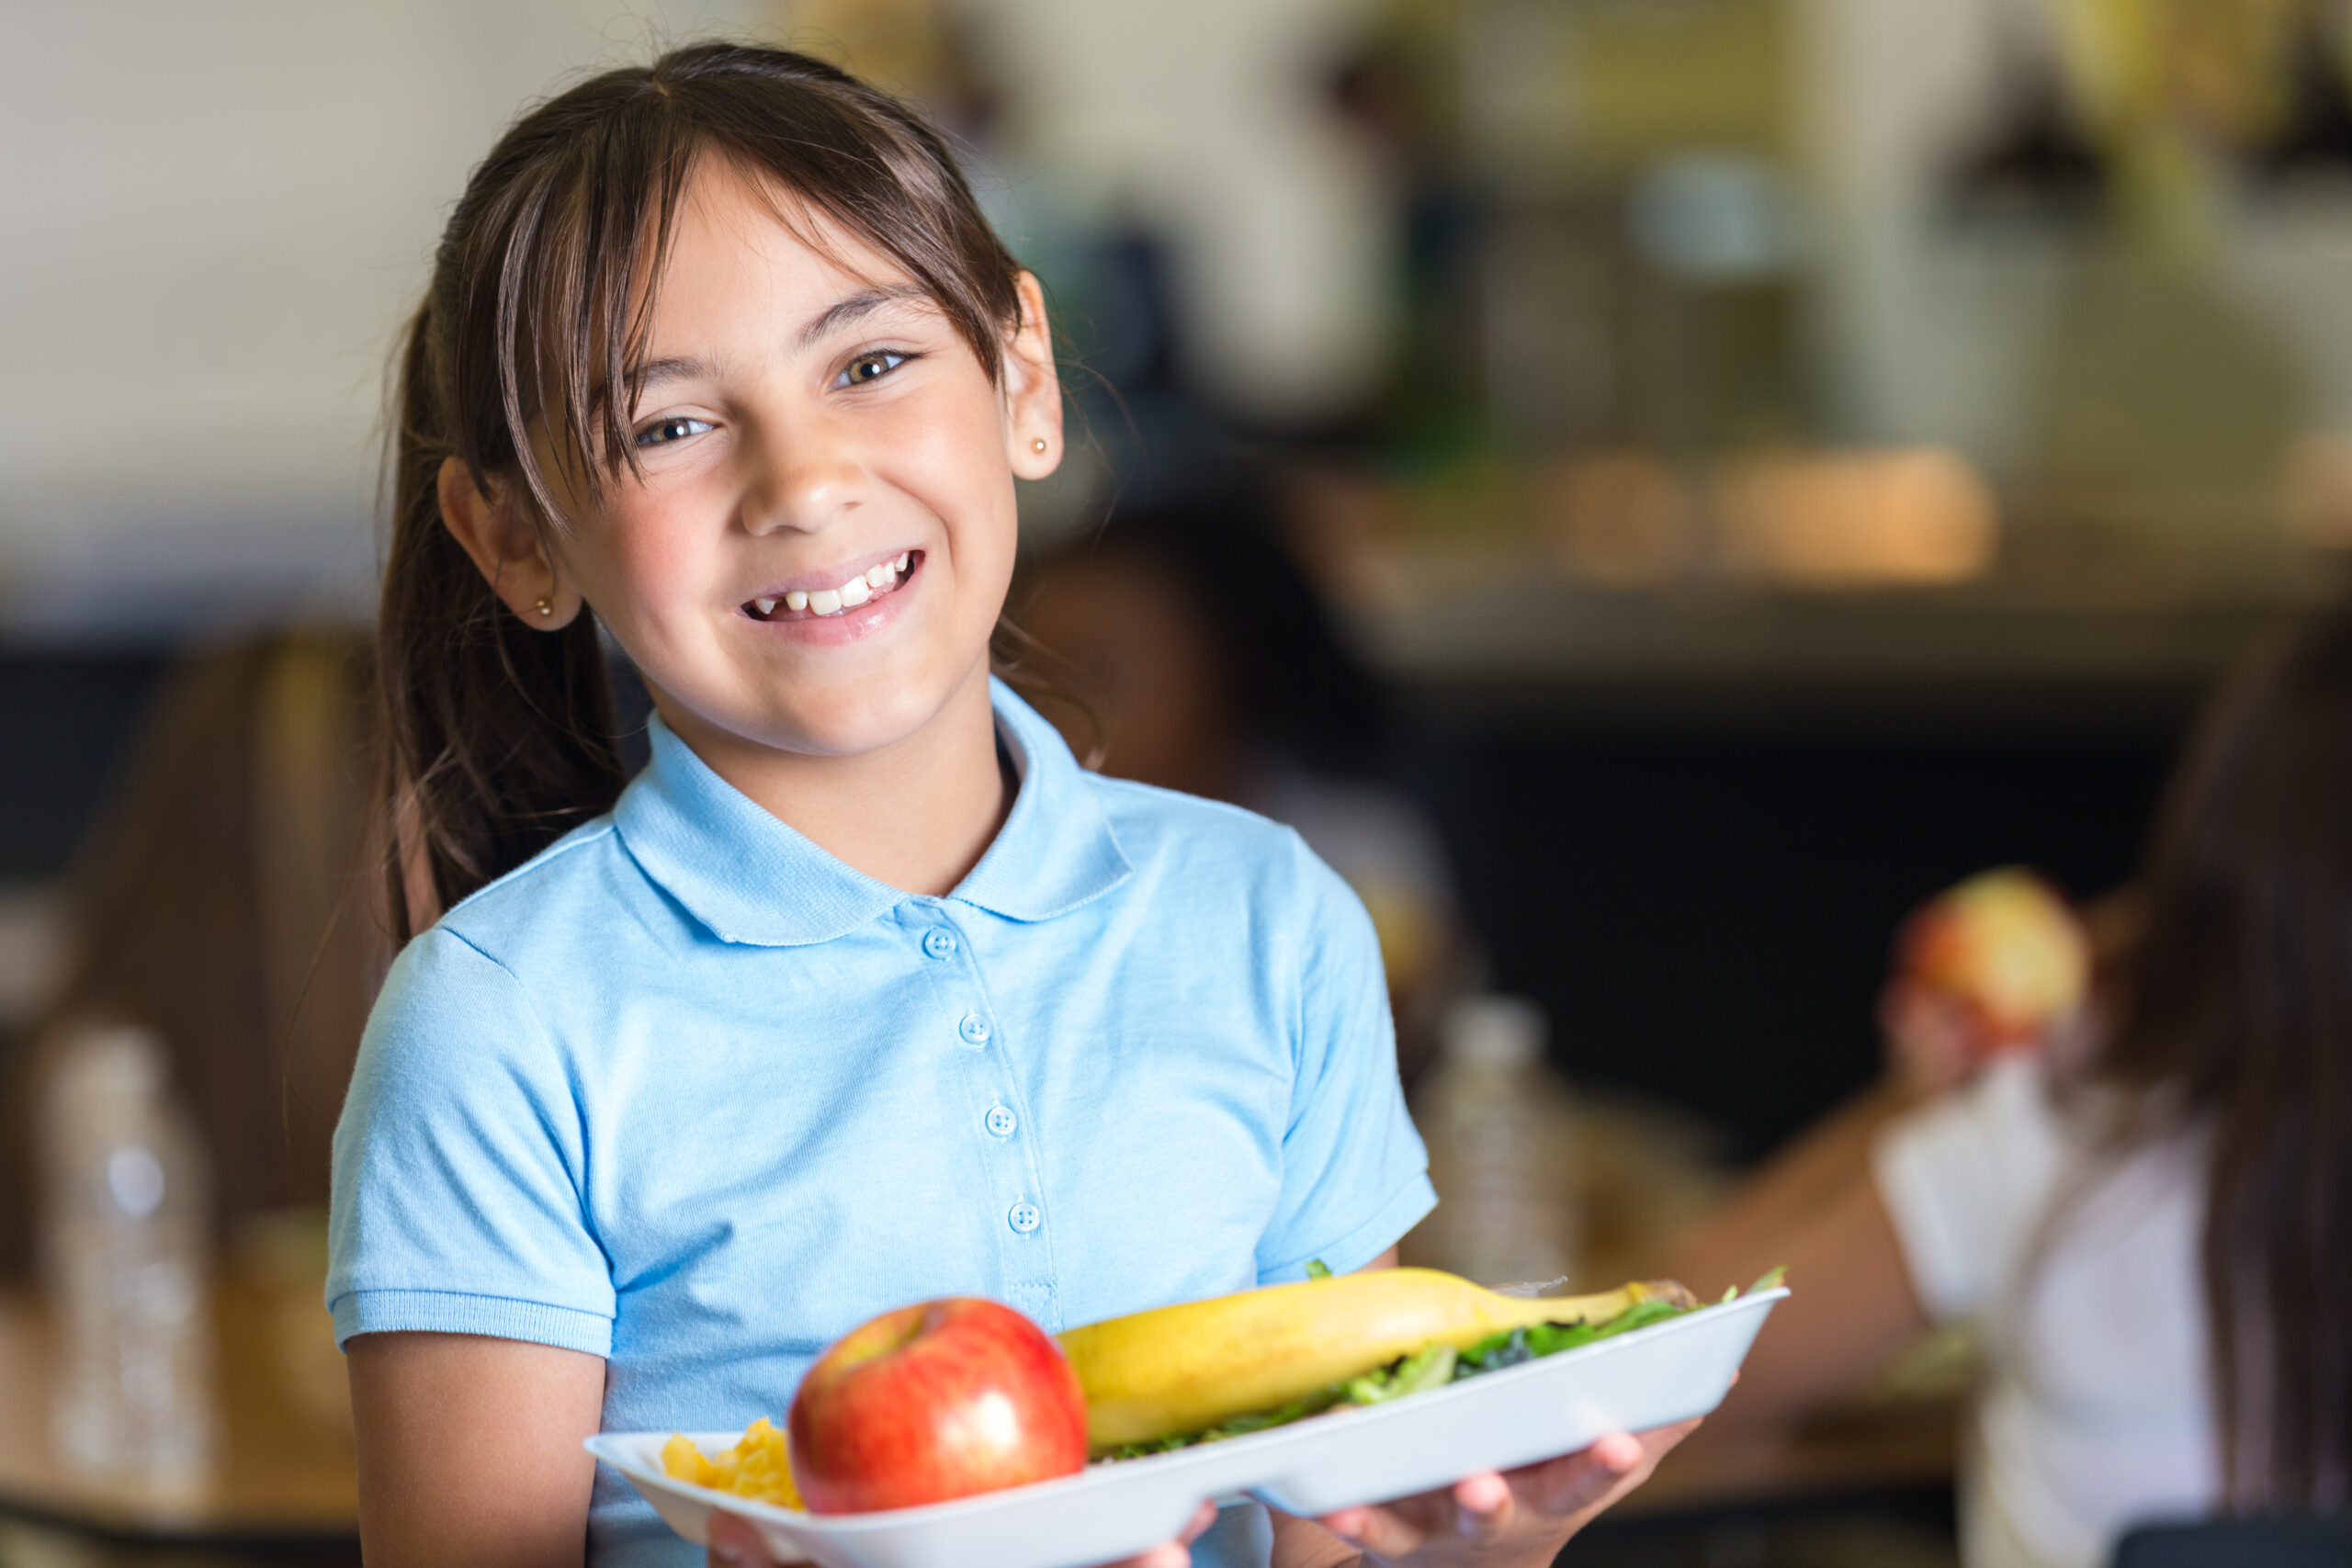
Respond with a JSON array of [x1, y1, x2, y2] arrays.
[[1885, 867, 2089, 1093]]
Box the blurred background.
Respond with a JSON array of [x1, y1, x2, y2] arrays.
[[4, 0, 2350, 1563]]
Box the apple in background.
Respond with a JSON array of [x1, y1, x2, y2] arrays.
[[787, 1297, 1089, 1515], [1896, 867, 2089, 1051]]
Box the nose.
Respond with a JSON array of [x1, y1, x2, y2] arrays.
[[738, 417, 865, 536]]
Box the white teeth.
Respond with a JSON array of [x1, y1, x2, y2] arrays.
[[767, 561, 902, 619]]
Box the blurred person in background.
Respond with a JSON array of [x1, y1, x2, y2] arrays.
[[0, 629, 381, 1280], [1668, 604, 2352, 1568], [1015, 495, 1466, 1084]]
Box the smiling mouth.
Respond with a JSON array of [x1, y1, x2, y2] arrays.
[[744, 551, 920, 621]]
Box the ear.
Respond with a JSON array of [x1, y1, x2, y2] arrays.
[[1001, 271, 1065, 481], [436, 458, 582, 630]]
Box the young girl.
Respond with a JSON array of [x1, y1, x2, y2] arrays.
[[327, 43, 1688, 1568], [1673, 605, 2352, 1568]]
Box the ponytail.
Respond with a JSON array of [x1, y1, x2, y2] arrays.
[[376, 298, 623, 942]]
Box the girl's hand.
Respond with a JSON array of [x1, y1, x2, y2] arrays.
[[1880, 978, 1989, 1099], [706, 1499, 1221, 1568], [1882, 976, 2096, 1100], [1307, 1420, 1698, 1567]]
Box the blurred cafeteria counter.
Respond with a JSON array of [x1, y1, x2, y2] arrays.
[[1331, 559, 2324, 736], [0, 1288, 358, 1566]]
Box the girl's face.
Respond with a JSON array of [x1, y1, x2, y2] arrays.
[[540, 158, 1058, 765]]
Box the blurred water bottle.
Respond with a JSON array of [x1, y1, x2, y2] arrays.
[[40, 1022, 219, 1496], [1406, 995, 1581, 1288]]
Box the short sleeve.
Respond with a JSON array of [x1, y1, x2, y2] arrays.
[[1871, 1055, 2066, 1325], [1253, 837, 1436, 1282], [326, 928, 616, 1355]]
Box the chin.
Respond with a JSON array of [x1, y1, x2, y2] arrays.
[[767, 671, 966, 759]]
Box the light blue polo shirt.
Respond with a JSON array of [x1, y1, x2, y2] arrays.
[[327, 679, 1435, 1565]]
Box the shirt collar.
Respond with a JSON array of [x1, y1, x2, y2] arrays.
[[613, 678, 1131, 946]]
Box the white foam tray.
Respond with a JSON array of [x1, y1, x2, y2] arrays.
[[589, 1287, 1784, 1568]]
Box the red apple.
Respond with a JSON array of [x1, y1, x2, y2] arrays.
[[786, 1296, 1089, 1514], [1897, 867, 2088, 1051]]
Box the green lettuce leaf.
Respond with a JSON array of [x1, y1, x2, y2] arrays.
[[1343, 1341, 1458, 1405], [1453, 1294, 1689, 1378], [1103, 1383, 1349, 1457]]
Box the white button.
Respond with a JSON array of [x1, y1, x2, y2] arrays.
[[923, 929, 958, 960], [984, 1105, 1017, 1138], [958, 1013, 992, 1046], [1008, 1201, 1041, 1234]]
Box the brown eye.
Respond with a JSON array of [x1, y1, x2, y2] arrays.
[[836, 351, 908, 389], [634, 416, 712, 447]]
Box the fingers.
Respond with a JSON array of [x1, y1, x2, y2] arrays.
[[1450, 1470, 1518, 1544], [1316, 1419, 1705, 1558], [1317, 1467, 1517, 1555], [712, 1500, 1219, 1568], [1881, 980, 1983, 1096], [1099, 1500, 1219, 1568], [1318, 1502, 1428, 1559], [1528, 1419, 1701, 1525], [1511, 1436, 1634, 1518], [707, 1510, 768, 1568]]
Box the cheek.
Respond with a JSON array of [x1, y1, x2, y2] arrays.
[[897, 405, 1019, 600], [578, 497, 722, 625]]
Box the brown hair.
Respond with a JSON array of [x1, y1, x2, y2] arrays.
[[2088, 604, 2352, 1508], [380, 42, 1025, 939]]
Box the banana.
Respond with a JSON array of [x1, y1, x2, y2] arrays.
[[1059, 1269, 1691, 1451]]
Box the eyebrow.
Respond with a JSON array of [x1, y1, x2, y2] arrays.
[[796, 285, 930, 350], [630, 355, 722, 395], [624, 287, 933, 398]]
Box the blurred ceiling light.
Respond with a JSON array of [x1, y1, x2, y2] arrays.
[[1627, 153, 1802, 283], [1537, 453, 1697, 588], [1713, 448, 1998, 588], [2279, 432, 2352, 550]]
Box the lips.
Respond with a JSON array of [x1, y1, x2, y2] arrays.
[[745, 551, 918, 620]]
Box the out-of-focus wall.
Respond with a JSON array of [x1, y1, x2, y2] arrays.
[[1803, 0, 2352, 466], [971, 0, 1396, 425], [0, 0, 760, 637], [0, 0, 1396, 635]]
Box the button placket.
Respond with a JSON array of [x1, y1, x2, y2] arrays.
[[904, 902, 1057, 1292]]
